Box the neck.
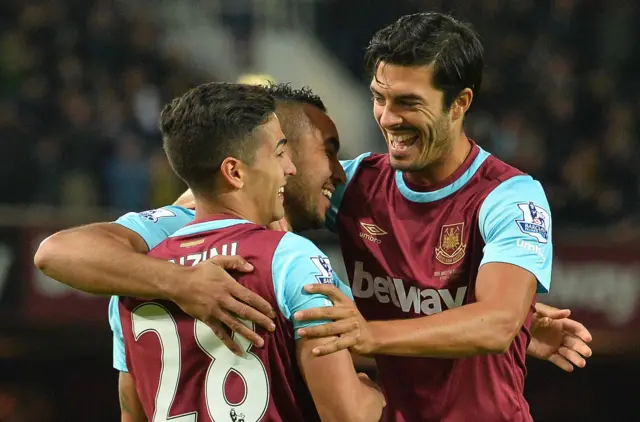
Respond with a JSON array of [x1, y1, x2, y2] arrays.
[[193, 191, 264, 225], [404, 132, 472, 186]]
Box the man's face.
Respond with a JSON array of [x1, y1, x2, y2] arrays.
[[284, 104, 346, 231], [371, 62, 453, 172], [242, 114, 296, 225]]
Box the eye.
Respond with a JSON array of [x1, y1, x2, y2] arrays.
[[398, 100, 419, 108], [277, 150, 286, 157], [371, 95, 385, 105]]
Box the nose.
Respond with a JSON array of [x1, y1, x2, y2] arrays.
[[377, 104, 403, 129], [331, 156, 346, 186], [284, 152, 296, 176]]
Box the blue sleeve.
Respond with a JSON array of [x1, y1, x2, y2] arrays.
[[272, 232, 354, 339], [108, 296, 128, 372], [479, 175, 553, 293], [113, 206, 196, 250], [325, 152, 372, 232], [334, 270, 354, 300]]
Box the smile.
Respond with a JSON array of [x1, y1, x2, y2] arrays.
[[389, 133, 418, 151]]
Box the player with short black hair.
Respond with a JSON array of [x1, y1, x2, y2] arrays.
[[112, 82, 384, 422]]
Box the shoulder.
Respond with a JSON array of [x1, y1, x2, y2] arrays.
[[476, 153, 525, 186], [274, 232, 325, 259], [114, 206, 196, 250], [357, 152, 390, 172]]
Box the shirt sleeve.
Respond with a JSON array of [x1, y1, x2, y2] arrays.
[[272, 232, 354, 339], [113, 206, 196, 250], [108, 295, 128, 372], [479, 175, 553, 293], [325, 152, 371, 232]]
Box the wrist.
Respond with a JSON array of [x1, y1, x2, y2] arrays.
[[367, 321, 385, 355], [155, 261, 193, 301]]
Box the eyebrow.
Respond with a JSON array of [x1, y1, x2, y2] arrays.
[[275, 138, 287, 150], [370, 86, 424, 103]]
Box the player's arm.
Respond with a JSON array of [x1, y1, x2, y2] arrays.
[[299, 177, 551, 358], [273, 233, 384, 422], [34, 220, 175, 297], [119, 372, 146, 422], [173, 189, 195, 209], [297, 338, 384, 422], [364, 177, 549, 357], [109, 297, 146, 421], [34, 206, 275, 354]]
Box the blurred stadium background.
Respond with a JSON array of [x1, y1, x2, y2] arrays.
[[0, 0, 638, 420]]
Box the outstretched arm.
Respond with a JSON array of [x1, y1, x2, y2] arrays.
[[35, 222, 178, 297], [33, 207, 276, 354]]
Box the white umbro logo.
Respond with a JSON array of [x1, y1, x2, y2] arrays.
[[359, 222, 387, 244]]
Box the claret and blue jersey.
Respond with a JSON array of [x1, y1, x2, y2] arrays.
[[109, 214, 351, 421], [326, 141, 552, 422], [108, 141, 552, 422]]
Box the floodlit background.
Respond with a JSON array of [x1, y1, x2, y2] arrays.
[[0, 0, 638, 420]]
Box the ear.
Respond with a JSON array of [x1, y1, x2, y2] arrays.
[[220, 157, 245, 189], [450, 88, 473, 121]]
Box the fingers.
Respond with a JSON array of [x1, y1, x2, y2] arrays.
[[558, 346, 586, 368], [294, 306, 357, 322], [357, 372, 372, 382], [563, 335, 592, 358], [562, 319, 593, 343], [304, 283, 351, 305], [222, 296, 276, 332], [535, 302, 571, 319], [298, 319, 359, 339], [227, 282, 277, 320], [312, 334, 359, 356], [209, 255, 254, 272], [215, 310, 265, 350], [205, 319, 244, 356], [548, 353, 574, 372]]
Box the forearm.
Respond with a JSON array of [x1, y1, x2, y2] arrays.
[[354, 382, 385, 422], [119, 372, 147, 422], [370, 302, 522, 358], [34, 223, 181, 298]]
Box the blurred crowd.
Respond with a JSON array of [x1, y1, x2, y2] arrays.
[[2, 0, 639, 231], [0, 0, 195, 212]]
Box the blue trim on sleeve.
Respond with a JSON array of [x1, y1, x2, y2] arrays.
[[325, 152, 372, 232], [114, 206, 196, 250], [108, 296, 128, 372], [395, 147, 490, 203], [272, 232, 353, 339], [478, 175, 553, 293]]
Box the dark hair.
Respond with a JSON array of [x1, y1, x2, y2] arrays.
[[365, 12, 483, 109], [160, 82, 275, 195], [265, 83, 327, 112]]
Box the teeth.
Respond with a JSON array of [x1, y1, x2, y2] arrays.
[[321, 189, 332, 199], [389, 133, 418, 149], [390, 134, 416, 142], [278, 186, 284, 194]]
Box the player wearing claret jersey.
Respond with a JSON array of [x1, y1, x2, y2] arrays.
[[109, 83, 384, 422], [36, 80, 591, 421], [294, 13, 553, 422]]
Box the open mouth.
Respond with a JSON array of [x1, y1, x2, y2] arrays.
[[278, 186, 285, 198], [321, 188, 333, 200], [389, 133, 419, 152]]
